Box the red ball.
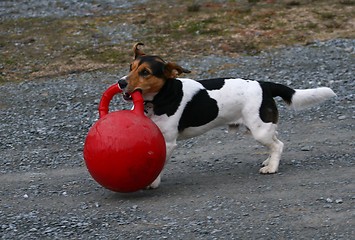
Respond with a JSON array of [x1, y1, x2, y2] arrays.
[[83, 85, 166, 193]]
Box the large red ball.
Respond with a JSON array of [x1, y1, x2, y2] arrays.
[[83, 110, 166, 192]]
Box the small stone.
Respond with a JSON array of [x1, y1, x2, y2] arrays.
[[326, 198, 333, 203], [338, 115, 346, 120], [23, 194, 29, 199], [301, 146, 312, 151], [335, 199, 343, 204]]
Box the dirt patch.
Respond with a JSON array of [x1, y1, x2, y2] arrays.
[[1, 0, 354, 82]]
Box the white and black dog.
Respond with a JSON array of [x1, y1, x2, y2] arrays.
[[118, 43, 336, 188]]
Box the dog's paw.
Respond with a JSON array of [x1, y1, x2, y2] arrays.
[[146, 175, 161, 189], [262, 157, 270, 166], [259, 166, 278, 174]]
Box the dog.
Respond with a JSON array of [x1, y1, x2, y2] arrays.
[[118, 43, 336, 189]]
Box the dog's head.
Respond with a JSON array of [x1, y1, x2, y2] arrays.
[[118, 43, 190, 100]]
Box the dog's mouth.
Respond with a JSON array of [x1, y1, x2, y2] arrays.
[[122, 92, 132, 101], [122, 89, 142, 101]]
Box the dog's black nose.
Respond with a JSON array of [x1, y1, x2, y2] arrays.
[[118, 78, 128, 89]]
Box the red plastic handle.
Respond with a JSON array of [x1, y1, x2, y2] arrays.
[[98, 84, 144, 118]]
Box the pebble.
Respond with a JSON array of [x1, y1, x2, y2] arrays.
[[301, 146, 313, 151]]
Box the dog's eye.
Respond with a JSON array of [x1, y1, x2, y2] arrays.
[[140, 69, 150, 77]]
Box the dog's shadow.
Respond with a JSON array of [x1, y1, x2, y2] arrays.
[[106, 161, 271, 200]]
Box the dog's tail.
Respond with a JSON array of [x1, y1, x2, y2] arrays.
[[290, 87, 336, 110], [262, 82, 336, 110]]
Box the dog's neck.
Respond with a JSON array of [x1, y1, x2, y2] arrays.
[[147, 78, 183, 117]]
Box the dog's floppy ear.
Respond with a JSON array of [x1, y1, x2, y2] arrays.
[[164, 62, 191, 79], [133, 42, 145, 59]]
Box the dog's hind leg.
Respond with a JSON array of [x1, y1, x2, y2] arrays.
[[259, 135, 284, 174], [246, 121, 284, 174]]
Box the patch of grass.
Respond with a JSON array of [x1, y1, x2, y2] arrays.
[[184, 17, 221, 35], [187, 4, 201, 12], [339, 0, 355, 5], [248, 0, 261, 4], [316, 11, 337, 20], [285, 1, 302, 7], [83, 47, 126, 64], [0, 0, 354, 82]]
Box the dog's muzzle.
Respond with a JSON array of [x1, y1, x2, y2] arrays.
[[118, 78, 128, 90], [118, 77, 132, 101]]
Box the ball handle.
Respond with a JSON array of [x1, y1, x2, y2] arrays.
[[98, 84, 144, 118]]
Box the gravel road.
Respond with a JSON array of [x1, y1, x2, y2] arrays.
[[1, 38, 354, 239], [0, 0, 147, 19], [0, 2, 354, 238]]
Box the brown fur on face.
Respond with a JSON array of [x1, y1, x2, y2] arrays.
[[125, 57, 166, 94], [124, 43, 191, 95]]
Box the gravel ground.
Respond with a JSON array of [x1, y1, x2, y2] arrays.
[[0, 0, 147, 19], [0, 3, 354, 238], [0, 38, 354, 239]]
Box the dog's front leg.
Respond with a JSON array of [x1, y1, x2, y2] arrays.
[[148, 175, 161, 189], [147, 139, 177, 189]]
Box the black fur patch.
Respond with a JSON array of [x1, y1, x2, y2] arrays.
[[198, 78, 227, 90], [137, 56, 166, 77], [178, 89, 219, 132], [258, 81, 296, 123], [258, 82, 279, 123], [151, 79, 183, 116], [260, 95, 279, 123], [259, 81, 296, 104]]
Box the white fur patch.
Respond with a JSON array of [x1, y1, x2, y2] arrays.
[[291, 87, 336, 110]]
